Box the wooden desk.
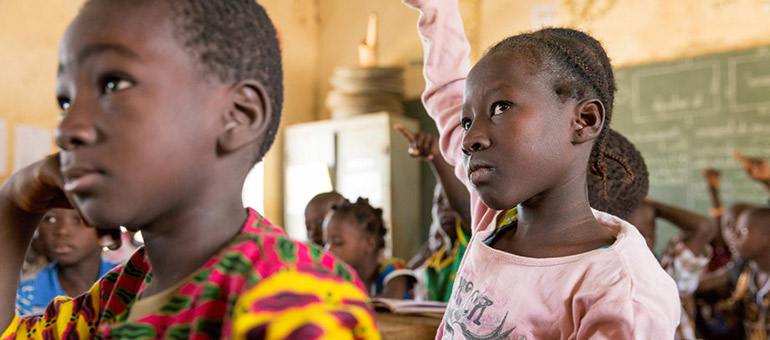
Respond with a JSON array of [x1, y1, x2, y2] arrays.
[[376, 311, 441, 340]]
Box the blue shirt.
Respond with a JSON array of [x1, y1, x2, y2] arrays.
[[16, 258, 117, 315], [374, 257, 416, 299]]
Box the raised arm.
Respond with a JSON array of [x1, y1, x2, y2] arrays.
[[404, 0, 497, 231], [395, 123, 471, 226], [734, 150, 770, 196], [702, 168, 723, 221], [647, 199, 716, 256], [403, 0, 470, 167]]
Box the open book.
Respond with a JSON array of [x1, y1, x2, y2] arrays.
[[371, 298, 447, 318]]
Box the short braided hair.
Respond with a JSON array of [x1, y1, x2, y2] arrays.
[[85, 0, 284, 164], [587, 129, 648, 219], [332, 197, 387, 252], [488, 28, 617, 189]]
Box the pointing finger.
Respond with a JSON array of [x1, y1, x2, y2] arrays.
[[394, 123, 415, 142]]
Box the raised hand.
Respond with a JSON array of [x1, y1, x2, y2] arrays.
[[734, 150, 770, 183], [394, 123, 439, 161], [702, 168, 721, 188]]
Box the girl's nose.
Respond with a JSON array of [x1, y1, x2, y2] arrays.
[[53, 222, 72, 237], [55, 99, 98, 150], [461, 123, 491, 155]]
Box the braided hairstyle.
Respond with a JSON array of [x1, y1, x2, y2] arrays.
[[587, 129, 648, 220], [331, 197, 387, 252], [487, 28, 620, 192]]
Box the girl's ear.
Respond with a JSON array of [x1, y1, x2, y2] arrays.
[[365, 233, 379, 255], [218, 80, 273, 153], [571, 98, 605, 145]]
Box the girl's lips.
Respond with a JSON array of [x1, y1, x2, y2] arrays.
[[62, 169, 103, 193], [469, 167, 494, 184], [52, 244, 74, 255]]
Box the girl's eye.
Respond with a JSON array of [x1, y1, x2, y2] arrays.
[[57, 97, 70, 111], [492, 102, 511, 116], [100, 75, 133, 94], [461, 118, 472, 131], [43, 216, 58, 224]]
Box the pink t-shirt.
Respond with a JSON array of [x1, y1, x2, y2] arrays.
[[442, 210, 680, 339], [404, 0, 681, 337]]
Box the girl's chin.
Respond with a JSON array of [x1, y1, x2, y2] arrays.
[[479, 196, 518, 212]]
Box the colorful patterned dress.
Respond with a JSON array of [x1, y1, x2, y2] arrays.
[[2, 208, 380, 340]]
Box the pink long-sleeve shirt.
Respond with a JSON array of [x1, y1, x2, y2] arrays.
[[404, 0, 681, 338]]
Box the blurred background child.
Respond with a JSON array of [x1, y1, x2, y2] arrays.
[[723, 207, 770, 339], [15, 208, 117, 315], [408, 184, 470, 302], [324, 197, 417, 299], [304, 191, 345, 247]]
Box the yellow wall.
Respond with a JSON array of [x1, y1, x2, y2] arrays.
[[3, 0, 770, 225], [476, 0, 770, 67], [0, 1, 83, 183]]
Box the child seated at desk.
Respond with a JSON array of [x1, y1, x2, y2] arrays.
[[325, 198, 417, 300]]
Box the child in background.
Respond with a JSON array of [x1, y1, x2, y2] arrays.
[[0, 0, 378, 339], [324, 198, 417, 299], [305, 191, 345, 246], [407, 184, 465, 270], [628, 199, 716, 339], [725, 207, 770, 339], [418, 186, 470, 302], [696, 168, 751, 339], [404, 0, 679, 338], [16, 208, 117, 315]]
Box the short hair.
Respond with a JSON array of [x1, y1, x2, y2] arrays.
[[331, 197, 386, 251], [173, 0, 283, 163], [743, 207, 770, 233], [587, 129, 648, 220], [306, 191, 345, 211], [86, 0, 284, 163], [487, 28, 618, 190]]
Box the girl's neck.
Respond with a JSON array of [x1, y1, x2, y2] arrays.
[[57, 251, 103, 297], [139, 195, 248, 297], [491, 173, 614, 258]]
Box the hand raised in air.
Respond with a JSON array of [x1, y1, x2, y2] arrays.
[[734, 150, 770, 183], [394, 123, 439, 161]]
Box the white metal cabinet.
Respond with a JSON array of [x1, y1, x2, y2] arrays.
[[283, 112, 420, 259]]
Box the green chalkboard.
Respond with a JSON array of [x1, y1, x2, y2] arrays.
[[612, 46, 770, 254]]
